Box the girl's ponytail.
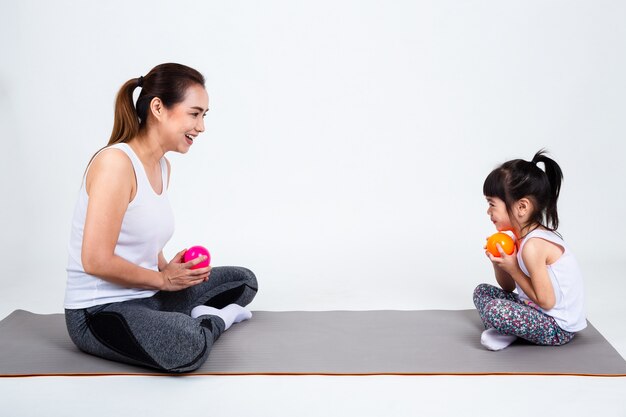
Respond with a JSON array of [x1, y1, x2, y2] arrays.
[[108, 78, 142, 146], [532, 149, 563, 230], [484, 149, 565, 233]]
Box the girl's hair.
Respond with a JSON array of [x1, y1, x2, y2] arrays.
[[483, 149, 564, 231], [108, 63, 205, 145]]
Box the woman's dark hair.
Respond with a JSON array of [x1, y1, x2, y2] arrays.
[[483, 149, 564, 231], [108, 63, 205, 145]]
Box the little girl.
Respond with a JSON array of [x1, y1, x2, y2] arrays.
[[474, 150, 586, 351]]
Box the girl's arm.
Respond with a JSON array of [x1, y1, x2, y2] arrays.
[[485, 237, 516, 292], [492, 263, 516, 292], [491, 239, 556, 310], [512, 239, 556, 310], [81, 149, 208, 291]]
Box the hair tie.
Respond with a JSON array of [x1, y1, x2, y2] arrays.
[[137, 76, 144, 88]]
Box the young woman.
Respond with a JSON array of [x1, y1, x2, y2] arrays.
[[474, 150, 586, 351], [65, 63, 258, 372]]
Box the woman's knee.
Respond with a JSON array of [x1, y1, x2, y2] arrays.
[[207, 266, 258, 308], [235, 266, 258, 291], [160, 330, 210, 373], [137, 315, 214, 373]]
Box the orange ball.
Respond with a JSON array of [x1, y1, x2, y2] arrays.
[[486, 232, 515, 257]]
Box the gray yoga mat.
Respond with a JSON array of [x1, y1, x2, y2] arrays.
[[1, 309, 625, 377]]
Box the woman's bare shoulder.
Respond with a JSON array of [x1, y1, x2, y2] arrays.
[[86, 147, 135, 194]]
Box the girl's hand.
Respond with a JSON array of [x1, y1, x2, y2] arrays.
[[159, 249, 211, 291], [485, 243, 519, 276]]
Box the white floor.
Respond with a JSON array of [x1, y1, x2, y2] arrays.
[[1, 375, 624, 417], [1, 261, 625, 417]]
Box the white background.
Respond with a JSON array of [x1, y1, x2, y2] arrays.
[[1, 1, 625, 416]]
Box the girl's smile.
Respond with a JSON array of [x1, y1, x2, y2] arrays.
[[486, 196, 512, 232]]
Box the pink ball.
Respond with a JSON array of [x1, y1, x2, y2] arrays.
[[183, 245, 211, 270]]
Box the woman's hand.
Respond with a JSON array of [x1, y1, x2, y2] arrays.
[[159, 249, 211, 291]]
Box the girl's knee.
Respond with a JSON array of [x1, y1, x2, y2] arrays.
[[473, 283, 492, 298], [473, 283, 496, 306]]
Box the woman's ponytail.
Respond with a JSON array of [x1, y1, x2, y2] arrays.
[[108, 78, 142, 145], [106, 64, 205, 147], [84, 64, 205, 174], [532, 149, 563, 230]]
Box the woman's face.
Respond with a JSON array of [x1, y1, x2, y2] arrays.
[[159, 84, 209, 153]]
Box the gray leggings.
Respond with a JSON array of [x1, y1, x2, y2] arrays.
[[65, 266, 258, 373]]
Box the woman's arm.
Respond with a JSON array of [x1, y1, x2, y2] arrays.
[[81, 149, 208, 291], [158, 251, 168, 272]]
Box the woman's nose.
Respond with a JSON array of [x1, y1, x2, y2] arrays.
[[196, 118, 205, 133]]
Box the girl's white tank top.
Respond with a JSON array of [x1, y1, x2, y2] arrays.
[[516, 229, 587, 332]]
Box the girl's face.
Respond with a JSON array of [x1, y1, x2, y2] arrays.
[[159, 84, 209, 153], [486, 196, 513, 232]]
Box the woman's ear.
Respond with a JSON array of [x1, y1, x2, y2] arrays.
[[149, 97, 164, 121]]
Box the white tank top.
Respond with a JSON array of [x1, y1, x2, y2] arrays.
[[65, 143, 175, 309], [516, 229, 587, 332]]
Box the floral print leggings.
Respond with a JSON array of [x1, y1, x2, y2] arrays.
[[473, 283, 575, 346]]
